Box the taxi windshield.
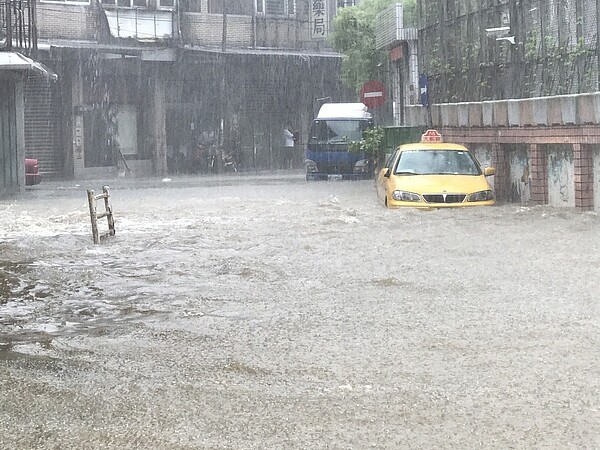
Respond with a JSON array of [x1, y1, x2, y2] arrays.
[[394, 149, 481, 176]]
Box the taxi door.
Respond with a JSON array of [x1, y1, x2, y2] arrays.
[[376, 150, 398, 204]]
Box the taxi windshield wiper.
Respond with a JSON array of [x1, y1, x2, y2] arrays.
[[395, 171, 418, 175]]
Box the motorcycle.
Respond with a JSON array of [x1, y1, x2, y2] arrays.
[[221, 150, 238, 173]]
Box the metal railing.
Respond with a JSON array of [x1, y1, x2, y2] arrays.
[[0, 0, 37, 53]]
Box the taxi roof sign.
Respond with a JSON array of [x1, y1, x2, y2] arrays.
[[421, 129, 443, 143]]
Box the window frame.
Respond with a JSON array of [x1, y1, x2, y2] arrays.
[[256, 0, 296, 17], [99, 0, 150, 8], [40, 0, 91, 5], [157, 0, 175, 10]]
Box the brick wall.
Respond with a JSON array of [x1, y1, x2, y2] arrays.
[[573, 143, 595, 210], [37, 4, 99, 40], [255, 16, 296, 48], [181, 13, 312, 50], [492, 143, 511, 202]]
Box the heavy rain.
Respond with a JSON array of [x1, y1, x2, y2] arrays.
[[2, 0, 600, 448]]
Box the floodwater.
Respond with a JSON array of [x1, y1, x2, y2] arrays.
[[1, 172, 599, 449]]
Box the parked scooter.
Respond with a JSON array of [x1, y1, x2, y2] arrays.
[[221, 150, 238, 173]]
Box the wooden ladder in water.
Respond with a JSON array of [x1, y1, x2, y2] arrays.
[[87, 186, 116, 244]]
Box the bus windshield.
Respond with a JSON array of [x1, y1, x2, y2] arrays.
[[308, 119, 372, 145]]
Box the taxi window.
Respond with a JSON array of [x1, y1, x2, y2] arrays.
[[395, 149, 481, 175], [384, 150, 398, 168]]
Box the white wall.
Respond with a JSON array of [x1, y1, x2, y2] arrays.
[[547, 148, 575, 207]]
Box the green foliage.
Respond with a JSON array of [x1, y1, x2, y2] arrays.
[[329, 0, 416, 94], [570, 37, 591, 61], [524, 31, 539, 60], [348, 126, 385, 161]]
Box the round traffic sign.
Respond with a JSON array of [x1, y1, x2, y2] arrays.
[[360, 80, 386, 109]]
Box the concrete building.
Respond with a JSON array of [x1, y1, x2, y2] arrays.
[[24, 0, 354, 180], [1, 0, 56, 195]]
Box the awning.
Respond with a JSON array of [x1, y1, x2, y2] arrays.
[[0, 52, 58, 81], [40, 39, 342, 60]]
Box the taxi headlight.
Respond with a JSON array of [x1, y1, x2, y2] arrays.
[[392, 190, 421, 202], [353, 159, 369, 173], [466, 190, 494, 202], [305, 159, 318, 173]]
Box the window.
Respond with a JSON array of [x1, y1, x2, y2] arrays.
[[256, 0, 295, 16], [209, 0, 252, 14], [337, 0, 356, 7], [40, 0, 90, 4], [308, 119, 371, 148], [100, 0, 148, 7], [395, 150, 481, 176]]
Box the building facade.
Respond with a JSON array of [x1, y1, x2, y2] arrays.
[[26, 0, 354, 179], [1, 0, 55, 194]]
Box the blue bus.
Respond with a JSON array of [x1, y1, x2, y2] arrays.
[[305, 103, 374, 180]]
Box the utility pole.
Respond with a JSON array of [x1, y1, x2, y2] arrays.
[[222, 2, 227, 52], [597, 0, 600, 90], [220, 2, 227, 167]]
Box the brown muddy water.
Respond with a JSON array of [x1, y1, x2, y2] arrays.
[[1, 173, 599, 449]]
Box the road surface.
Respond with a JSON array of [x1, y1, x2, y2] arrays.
[[1, 173, 599, 449]]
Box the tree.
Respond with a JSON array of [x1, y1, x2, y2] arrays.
[[329, 0, 417, 94], [348, 126, 385, 163]]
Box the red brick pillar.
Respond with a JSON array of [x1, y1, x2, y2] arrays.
[[491, 143, 510, 202], [529, 143, 548, 205], [573, 143, 594, 210]]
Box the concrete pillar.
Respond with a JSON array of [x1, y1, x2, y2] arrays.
[[492, 143, 510, 202], [150, 73, 168, 176], [72, 69, 85, 177], [529, 143, 548, 205], [573, 143, 594, 210], [15, 80, 25, 190]]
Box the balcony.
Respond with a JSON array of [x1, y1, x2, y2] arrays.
[[0, 0, 37, 53], [101, 6, 174, 41], [375, 3, 416, 50]]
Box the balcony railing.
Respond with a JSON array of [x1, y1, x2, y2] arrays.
[[0, 0, 37, 53], [375, 3, 417, 50]]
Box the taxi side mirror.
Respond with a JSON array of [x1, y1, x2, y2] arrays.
[[384, 168, 391, 178], [484, 167, 496, 176]]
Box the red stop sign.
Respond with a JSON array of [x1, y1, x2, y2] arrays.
[[360, 80, 386, 109]]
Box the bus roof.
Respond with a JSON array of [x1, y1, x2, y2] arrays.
[[317, 103, 372, 119]]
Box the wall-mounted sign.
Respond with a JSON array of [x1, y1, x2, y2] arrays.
[[389, 45, 404, 62], [310, 0, 328, 40], [419, 73, 429, 106], [360, 80, 386, 109]]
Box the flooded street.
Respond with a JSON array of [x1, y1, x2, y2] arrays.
[[1, 172, 599, 449]]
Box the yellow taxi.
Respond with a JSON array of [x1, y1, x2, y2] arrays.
[[376, 130, 496, 208]]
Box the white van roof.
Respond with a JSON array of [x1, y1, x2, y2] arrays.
[[317, 103, 372, 119]]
